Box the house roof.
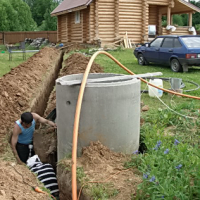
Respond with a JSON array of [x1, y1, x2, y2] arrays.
[[51, 0, 200, 16], [176, 0, 200, 13], [160, 0, 200, 15], [51, 0, 93, 16]]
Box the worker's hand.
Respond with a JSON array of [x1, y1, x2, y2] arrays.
[[48, 120, 57, 129]]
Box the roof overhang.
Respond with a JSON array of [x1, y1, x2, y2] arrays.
[[160, 0, 200, 15], [51, 0, 93, 16]]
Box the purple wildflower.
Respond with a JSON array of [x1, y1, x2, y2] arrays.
[[161, 196, 165, 199], [143, 173, 149, 179], [133, 150, 139, 155], [174, 139, 180, 146], [157, 140, 162, 147], [164, 149, 169, 154], [175, 164, 182, 170], [153, 141, 162, 150], [149, 176, 156, 182]]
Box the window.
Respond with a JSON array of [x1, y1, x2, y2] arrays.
[[181, 37, 200, 48], [148, 25, 156, 35], [162, 38, 173, 48], [150, 38, 163, 47], [75, 11, 80, 24], [174, 39, 182, 48]]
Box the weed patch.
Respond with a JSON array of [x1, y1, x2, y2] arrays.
[[126, 102, 200, 200]]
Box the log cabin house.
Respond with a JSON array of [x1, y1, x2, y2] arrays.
[[51, 0, 200, 47]]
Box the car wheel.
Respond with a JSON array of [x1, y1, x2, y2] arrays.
[[138, 54, 146, 65], [170, 58, 182, 72]]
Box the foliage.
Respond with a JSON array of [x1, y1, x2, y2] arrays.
[[95, 48, 200, 199], [29, 0, 59, 29], [90, 183, 119, 200], [37, 1, 59, 31], [173, 15, 184, 26], [190, 1, 200, 27], [0, 0, 36, 31], [125, 102, 200, 200]]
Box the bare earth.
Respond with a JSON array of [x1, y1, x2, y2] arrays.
[[0, 48, 142, 200]]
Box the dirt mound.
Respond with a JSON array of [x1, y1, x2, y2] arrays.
[[36, 52, 104, 168], [61, 53, 104, 76], [0, 47, 60, 155], [44, 53, 104, 117], [0, 161, 49, 200], [78, 141, 142, 199], [58, 141, 142, 200]]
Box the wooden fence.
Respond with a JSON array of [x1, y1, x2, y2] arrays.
[[0, 31, 57, 45]]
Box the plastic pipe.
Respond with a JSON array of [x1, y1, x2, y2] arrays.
[[72, 51, 200, 200]]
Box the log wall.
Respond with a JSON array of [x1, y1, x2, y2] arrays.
[[69, 12, 83, 42], [162, 27, 193, 35], [57, 16, 61, 42], [59, 14, 68, 43], [89, 1, 96, 42], [149, 5, 158, 27], [98, 0, 115, 45], [119, 0, 143, 44], [83, 8, 90, 43], [148, 0, 168, 5]]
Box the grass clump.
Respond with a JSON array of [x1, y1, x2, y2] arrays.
[[125, 102, 200, 200], [90, 183, 119, 200]]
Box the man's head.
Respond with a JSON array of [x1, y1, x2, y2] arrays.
[[21, 112, 33, 128]]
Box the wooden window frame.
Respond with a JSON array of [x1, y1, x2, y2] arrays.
[[75, 11, 80, 24]]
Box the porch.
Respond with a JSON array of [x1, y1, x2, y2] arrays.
[[145, 0, 200, 43]]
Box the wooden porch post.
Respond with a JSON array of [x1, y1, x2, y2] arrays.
[[189, 12, 193, 27], [171, 14, 173, 25], [167, 7, 171, 25]]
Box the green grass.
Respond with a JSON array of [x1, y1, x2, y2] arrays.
[[94, 48, 200, 109], [0, 46, 36, 77], [93, 48, 200, 199]]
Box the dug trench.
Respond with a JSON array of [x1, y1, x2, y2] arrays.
[[0, 47, 142, 200]]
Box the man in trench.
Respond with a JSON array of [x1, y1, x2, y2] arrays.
[[11, 112, 57, 164]]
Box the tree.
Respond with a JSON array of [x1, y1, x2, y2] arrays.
[[190, 1, 200, 29], [0, 0, 36, 31], [173, 15, 184, 26], [38, 2, 58, 31], [30, 0, 59, 28]]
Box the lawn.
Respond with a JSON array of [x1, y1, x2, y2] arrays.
[[92, 48, 200, 200], [0, 45, 36, 77], [93, 48, 200, 107]]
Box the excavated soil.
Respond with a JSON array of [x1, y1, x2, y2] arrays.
[[0, 47, 61, 200], [0, 49, 142, 200], [44, 53, 104, 117], [0, 161, 49, 200], [58, 141, 142, 200], [33, 52, 104, 169]]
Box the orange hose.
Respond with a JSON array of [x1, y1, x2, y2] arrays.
[[34, 187, 56, 200], [72, 51, 200, 200]]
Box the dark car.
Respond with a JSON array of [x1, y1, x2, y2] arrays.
[[134, 35, 200, 72]]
